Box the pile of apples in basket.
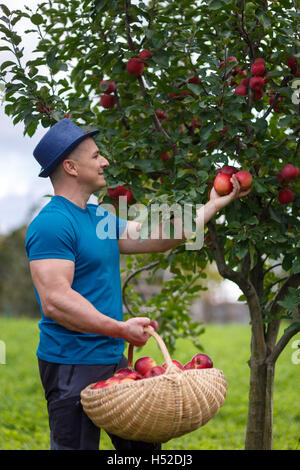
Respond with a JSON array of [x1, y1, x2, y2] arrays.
[[93, 353, 213, 389]]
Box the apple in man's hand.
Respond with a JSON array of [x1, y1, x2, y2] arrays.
[[235, 170, 253, 190], [213, 173, 233, 196], [216, 165, 238, 176]]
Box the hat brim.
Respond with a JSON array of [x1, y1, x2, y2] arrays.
[[38, 130, 100, 178]]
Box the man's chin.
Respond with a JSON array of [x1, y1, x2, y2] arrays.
[[93, 180, 106, 192]]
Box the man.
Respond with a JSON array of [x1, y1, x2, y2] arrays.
[[25, 118, 251, 450]]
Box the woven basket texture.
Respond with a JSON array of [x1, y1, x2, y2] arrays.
[[80, 327, 227, 443]]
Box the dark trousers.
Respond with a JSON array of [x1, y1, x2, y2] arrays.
[[38, 356, 162, 451]]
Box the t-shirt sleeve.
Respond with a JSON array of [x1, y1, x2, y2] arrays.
[[95, 205, 127, 240], [25, 211, 76, 262]]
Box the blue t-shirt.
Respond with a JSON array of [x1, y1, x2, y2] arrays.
[[25, 195, 128, 365]]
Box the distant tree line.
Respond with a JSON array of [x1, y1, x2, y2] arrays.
[[0, 225, 40, 318]]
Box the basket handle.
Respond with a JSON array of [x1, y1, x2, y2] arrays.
[[127, 325, 173, 369]]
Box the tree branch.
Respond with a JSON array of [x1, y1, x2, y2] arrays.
[[265, 273, 300, 351], [124, 0, 137, 53], [267, 323, 300, 365], [122, 260, 160, 317]]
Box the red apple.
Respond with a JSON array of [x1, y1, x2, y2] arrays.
[[93, 380, 109, 389], [124, 371, 143, 380], [278, 188, 294, 204], [134, 356, 156, 376], [281, 164, 299, 181], [108, 185, 133, 203], [105, 376, 122, 387], [294, 68, 300, 77], [118, 377, 136, 384], [241, 78, 249, 87], [191, 353, 213, 369], [162, 360, 184, 370], [235, 170, 253, 190], [183, 361, 194, 370], [235, 85, 247, 96], [250, 76, 265, 91], [100, 94, 116, 108], [219, 125, 227, 135], [254, 58, 266, 65], [107, 186, 126, 198], [123, 188, 133, 203], [219, 56, 237, 69], [156, 109, 168, 120], [143, 366, 165, 378], [113, 368, 133, 378], [213, 173, 233, 196], [126, 57, 144, 77], [100, 80, 116, 94], [139, 49, 152, 61], [188, 75, 200, 84], [251, 62, 265, 76], [159, 152, 171, 161], [216, 165, 238, 176], [287, 56, 297, 73]]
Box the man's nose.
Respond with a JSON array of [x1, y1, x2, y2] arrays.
[[100, 156, 109, 167]]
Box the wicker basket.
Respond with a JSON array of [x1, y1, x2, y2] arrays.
[[80, 326, 227, 443]]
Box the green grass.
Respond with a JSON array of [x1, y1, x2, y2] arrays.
[[0, 317, 299, 450]]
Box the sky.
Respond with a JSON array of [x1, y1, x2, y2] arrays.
[[0, 0, 54, 234], [0, 0, 243, 303]]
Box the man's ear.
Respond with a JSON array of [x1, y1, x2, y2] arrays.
[[62, 158, 78, 176]]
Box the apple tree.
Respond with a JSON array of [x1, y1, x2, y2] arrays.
[[1, 0, 300, 450]]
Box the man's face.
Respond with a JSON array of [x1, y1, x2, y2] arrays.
[[71, 137, 110, 192]]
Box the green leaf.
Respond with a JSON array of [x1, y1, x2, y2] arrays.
[[0, 4, 10, 16], [278, 287, 300, 314], [152, 51, 169, 68], [282, 254, 294, 272], [257, 10, 271, 29], [46, 47, 58, 68], [291, 258, 300, 274], [94, 0, 109, 12], [208, 0, 223, 10], [0, 60, 15, 71], [252, 179, 268, 194], [30, 14, 43, 25], [269, 207, 285, 224]]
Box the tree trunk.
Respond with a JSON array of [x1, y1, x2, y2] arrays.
[[245, 357, 275, 450]]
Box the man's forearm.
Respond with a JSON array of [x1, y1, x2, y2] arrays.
[[154, 199, 218, 251], [43, 287, 124, 337]]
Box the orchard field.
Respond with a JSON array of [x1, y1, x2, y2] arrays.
[[0, 317, 299, 451]]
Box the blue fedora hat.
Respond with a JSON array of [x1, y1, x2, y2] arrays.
[[33, 118, 100, 178]]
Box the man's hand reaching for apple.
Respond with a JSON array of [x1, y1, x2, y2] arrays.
[[209, 174, 252, 212]]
